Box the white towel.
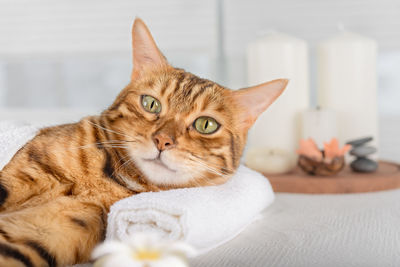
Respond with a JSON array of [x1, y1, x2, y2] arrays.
[[106, 165, 275, 254], [0, 121, 38, 169]]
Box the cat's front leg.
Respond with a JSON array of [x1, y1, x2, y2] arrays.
[[0, 166, 73, 213], [0, 196, 106, 266]]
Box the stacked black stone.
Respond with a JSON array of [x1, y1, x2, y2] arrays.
[[347, 137, 378, 173]]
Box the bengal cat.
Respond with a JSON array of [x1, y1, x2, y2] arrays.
[[0, 18, 288, 266]]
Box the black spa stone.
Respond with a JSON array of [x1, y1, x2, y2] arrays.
[[346, 136, 373, 147], [350, 157, 378, 173], [350, 146, 377, 157]]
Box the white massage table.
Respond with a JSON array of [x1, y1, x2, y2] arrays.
[[191, 189, 400, 267]]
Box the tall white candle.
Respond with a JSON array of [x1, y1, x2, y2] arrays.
[[246, 32, 309, 164], [302, 108, 337, 149], [317, 31, 378, 152]]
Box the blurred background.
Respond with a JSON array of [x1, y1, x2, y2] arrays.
[[0, 0, 399, 161]]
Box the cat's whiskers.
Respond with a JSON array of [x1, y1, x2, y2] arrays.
[[86, 120, 135, 140], [186, 152, 233, 175], [112, 157, 136, 178], [114, 154, 133, 168], [193, 163, 224, 176], [71, 140, 134, 150], [95, 140, 135, 143], [190, 156, 230, 174], [72, 144, 129, 150], [189, 168, 222, 186], [189, 157, 229, 177]]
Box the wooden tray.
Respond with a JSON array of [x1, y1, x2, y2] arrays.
[[263, 161, 400, 194]]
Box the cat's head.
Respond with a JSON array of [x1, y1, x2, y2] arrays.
[[102, 18, 288, 188]]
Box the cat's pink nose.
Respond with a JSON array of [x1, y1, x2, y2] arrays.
[[153, 133, 174, 151]]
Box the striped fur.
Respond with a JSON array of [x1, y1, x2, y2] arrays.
[[0, 18, 287, 266]]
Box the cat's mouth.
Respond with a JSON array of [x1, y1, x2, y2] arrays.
[[143, 157, 177, 173]]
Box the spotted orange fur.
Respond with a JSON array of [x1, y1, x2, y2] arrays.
[[0, 18, 287, 266]]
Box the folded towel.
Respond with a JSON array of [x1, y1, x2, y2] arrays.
[[106, 165, 275, 254], [0, 121, 38, 169]]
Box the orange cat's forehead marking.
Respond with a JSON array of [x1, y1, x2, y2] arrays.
[[133, 69, 226, 116]]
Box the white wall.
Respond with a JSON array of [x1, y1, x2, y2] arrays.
[[0, 0, 218, 108], [0, 0, 217, 55], [224, 0, 400, 55]]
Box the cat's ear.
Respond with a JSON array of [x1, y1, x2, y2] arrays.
[[131, 18, 169, 79], [232, 79, 288, 130]]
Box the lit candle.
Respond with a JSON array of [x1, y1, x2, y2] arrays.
[[245, 148, 296, 174], [302, 108, 337, 149], [317, 30, 378, 155], [246, 31, 309, 166]]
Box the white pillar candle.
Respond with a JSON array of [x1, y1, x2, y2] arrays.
[[302, 108, 337, 149], [246, 32, 309, 167], [245, 148, 295, 174], [317, 31, 378, 152]]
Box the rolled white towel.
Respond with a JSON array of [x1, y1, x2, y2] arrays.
[[106, 165, 274, 254]]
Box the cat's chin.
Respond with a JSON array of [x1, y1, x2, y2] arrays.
[[143, 158, 177, 173], [134, 156, 192, 187]]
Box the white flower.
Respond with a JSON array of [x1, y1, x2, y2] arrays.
[[92, 233, 196, 267]]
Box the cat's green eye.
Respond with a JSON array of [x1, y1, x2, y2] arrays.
[[141, 95, 161, 114], [194, 116, 220, 134]]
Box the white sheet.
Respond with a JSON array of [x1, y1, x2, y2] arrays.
[[190, 189, 400, 267]]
